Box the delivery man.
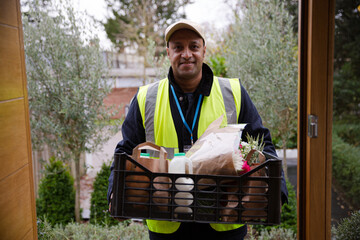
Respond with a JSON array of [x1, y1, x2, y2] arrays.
[[108, 20, 288, 240]]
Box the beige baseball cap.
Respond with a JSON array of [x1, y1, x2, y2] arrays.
[[165, 20, 205, 45]]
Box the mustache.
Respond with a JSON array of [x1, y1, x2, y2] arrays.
[[179, 60, 195, 64]]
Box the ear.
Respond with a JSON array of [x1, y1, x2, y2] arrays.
[[166, 47, 170, 57], [203, 45, 206, 57]]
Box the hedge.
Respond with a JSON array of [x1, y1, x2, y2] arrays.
[[333, 123, 360, 147], [332, 211, 360, 240], [332, 131, 360, 208], [90, 162, 119, 226], [37, 218, 148, 240], [36, 157, 75, 226]]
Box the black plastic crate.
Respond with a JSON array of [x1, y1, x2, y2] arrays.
[[111, 153, 282, 225]]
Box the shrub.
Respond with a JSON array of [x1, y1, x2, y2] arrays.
[[258, 227, 296, 240], [333, 123, 360, 147], [332, 211, 360, 240], [90, 162, 119, 226], [36, 157, 75, 226], [272, 133, 297, 149], [332, 132, 360, 208], [37, 218, 148, 240], [247, 225, 296, 240], [280, 180, 297, 233], [37, 217, 56, 240], [207, 54, 227, 77]]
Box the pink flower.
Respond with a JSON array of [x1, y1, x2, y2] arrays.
[[242, 161, 251, 173], [238, 161, 251, 174]]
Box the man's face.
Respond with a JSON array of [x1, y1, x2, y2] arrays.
[[167, 29, 206, 82]]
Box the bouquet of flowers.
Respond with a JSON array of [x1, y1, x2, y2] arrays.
[[187, 115, 267, 177], [232, 133, 265, 175], [186, 116, 269, 220]]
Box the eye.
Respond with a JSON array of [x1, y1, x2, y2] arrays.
[[191, 45, 200, 50], [174, 45, 182, 51]]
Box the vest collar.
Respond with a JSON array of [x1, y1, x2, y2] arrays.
[[167, 63, 213, 97]]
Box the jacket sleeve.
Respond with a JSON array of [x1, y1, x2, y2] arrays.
[[107, 92, 146, 203], [238, 83, 289, 204]]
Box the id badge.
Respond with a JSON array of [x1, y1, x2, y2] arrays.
[[183, 145, 192, 153]]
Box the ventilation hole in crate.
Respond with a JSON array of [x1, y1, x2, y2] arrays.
[[175, 192, 194, 206], [219, 180, 240, 193], [125, 175, 150, 189], [152, 190, 170, 212], [196, 191, 216, 210], [196, 178, 216, 191], [125, 189, 149, 210], [220, 194, 239, 208], [174, 207, 193, 214], [241, 180, 268, 194], [241, 195, 268, 212], [175, 177, 194, 191], [241, 179, 268, 214], [153, 176, 172, 190]]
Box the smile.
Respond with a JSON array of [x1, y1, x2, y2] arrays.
[[180, 62, 195, 66]]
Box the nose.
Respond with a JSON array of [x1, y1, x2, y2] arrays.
[[181, 47, 192, 59]]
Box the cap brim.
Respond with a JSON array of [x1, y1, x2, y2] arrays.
[[165, 21, 205, 44]]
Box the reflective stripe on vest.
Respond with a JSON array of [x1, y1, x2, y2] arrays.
[[138, 76, 243, 233], [197, 77, 241, 137]]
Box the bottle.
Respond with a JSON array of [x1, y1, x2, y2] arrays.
[[140, 152, 150, 158], [168, 153, 194, 213], [169, 153, 192, 175]]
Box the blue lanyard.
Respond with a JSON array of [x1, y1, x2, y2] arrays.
[[170, 85, 203, 145]]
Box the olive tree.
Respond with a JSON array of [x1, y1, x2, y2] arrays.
[[225, 0, 298, 178], [23, 0, 119, 222], [146, 38, 170, 83]]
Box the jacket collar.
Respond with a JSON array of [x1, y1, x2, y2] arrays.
[[167, 63, 213, 97]]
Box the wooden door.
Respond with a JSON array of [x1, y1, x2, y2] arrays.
[[0, 0, 38, 239], [297, 0, 335, 239]]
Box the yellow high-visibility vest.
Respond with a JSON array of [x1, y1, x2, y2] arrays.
[[137, 76, 243, 233]]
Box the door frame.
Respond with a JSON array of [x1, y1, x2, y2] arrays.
[[297, 0, 335, 239]]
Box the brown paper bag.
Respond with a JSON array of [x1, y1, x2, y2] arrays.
[[188, 116, 244, 188], [130, 142, 168, 173], [125, 142, 170, 211]]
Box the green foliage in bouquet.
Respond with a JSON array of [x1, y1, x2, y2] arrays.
[[90, 162, 120, 226], [332, 211, 360, 240], [241, 133, 265, 165], [36, 157, 75, 226]]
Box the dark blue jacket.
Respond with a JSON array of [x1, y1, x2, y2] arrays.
[[108, 63, 288, 204]]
